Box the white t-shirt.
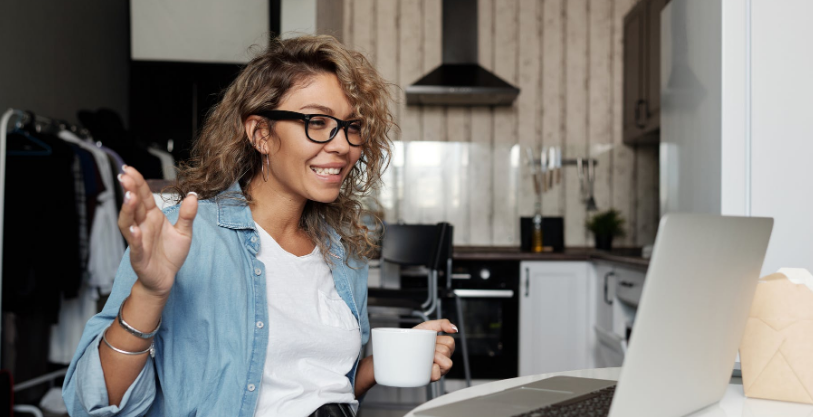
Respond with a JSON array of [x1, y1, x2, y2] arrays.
[[253, 224, 361, 417]]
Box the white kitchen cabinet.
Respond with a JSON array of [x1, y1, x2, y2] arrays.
[[593, 263, 621, 368], [519, 262, 596, 376], [592, 263, 648, 369]]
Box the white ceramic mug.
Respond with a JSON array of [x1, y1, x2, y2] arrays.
[[372, 328, 437, 387]]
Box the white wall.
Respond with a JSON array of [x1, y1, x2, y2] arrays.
[[281, 0, 317, 37], [0, 0, 129, 125], [662, 0, 813, 275], [660, 0, 723, 215], [131, 0, 268, 63], [750, 0, 813, 274]]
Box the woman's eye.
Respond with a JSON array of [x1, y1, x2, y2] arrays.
[[308, 118, 329, 129], [348, 124, 362, 134]]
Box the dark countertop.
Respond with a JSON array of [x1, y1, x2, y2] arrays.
[[453, 246, 650, 269]]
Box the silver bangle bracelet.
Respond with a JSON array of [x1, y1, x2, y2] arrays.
[[102, 326, 155, 358], [117, 295, 161, 339]]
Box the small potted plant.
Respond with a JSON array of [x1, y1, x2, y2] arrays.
[[586, 209, 626, 251]]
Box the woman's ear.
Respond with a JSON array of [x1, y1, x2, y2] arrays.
[[244, 115, 271, 153]]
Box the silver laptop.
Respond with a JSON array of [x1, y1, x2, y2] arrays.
[[416, 213, 773, 417]]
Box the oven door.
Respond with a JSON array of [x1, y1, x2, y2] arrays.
[[443, 289, 519, 380]]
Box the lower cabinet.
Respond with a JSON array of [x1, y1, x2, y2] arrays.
[[594, 263, 648, 369], [519, 261, 648, 376], [519, 261, 596, 376]]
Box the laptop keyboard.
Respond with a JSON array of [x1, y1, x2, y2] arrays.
[[512, 385, 616, 417]]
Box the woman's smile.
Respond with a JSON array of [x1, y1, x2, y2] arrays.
[[309, 162, 347, 184]]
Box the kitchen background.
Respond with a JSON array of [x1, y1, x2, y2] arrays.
[[335, 0, 659, 248]]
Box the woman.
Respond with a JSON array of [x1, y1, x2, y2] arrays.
[[62, 35, 456, 417]]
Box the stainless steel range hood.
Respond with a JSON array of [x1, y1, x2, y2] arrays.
[[405, 0, 520, 106]]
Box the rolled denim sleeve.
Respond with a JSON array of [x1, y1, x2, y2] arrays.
[[62, 248, 158, 416], [69, 333, 156, 416]]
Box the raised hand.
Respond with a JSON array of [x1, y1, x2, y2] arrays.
[[117, 166, 198, 299], [414, 319, 458, 381]]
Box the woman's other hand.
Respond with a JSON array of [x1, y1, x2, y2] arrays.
[[117, 166, 198, 299], [414, 319, 458, 382]]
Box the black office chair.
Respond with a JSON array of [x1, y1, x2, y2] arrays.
[[368, 223, 446, 322], [367, 222, 472, 399]]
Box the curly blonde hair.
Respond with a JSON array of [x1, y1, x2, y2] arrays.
[[170, 35, 394, 262]]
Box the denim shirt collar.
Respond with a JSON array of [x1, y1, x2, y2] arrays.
[[215, 182, 343, 250]]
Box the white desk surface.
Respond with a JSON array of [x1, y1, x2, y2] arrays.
[[406, 367, 813, 417]]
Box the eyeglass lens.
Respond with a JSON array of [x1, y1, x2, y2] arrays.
[[306, 116, 364, 145]]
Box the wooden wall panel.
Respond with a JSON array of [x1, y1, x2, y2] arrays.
[[589, 0, 613, 221], [339, 0, 660, 248], [468, 0, 495, 245], [342, 0, 353, 49], [611, 0, 641, 246], [316, 0, 344, 42], [445, 107, 471, 244], [375, 0, 399, 137], [517, 0, 542, 220], [421, 0, 445, 143], [563, 0, 589, 247], [397, 0, 424, 145], [541, 0, 564, 217], [491, 0, 520, 245], [351, 0, 376, 61]]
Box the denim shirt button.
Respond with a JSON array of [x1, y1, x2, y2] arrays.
[[250, 236, 257, 243], [256, 321, 264, 329], [254, 267, 262, 276], [247, 384, 256, 392]]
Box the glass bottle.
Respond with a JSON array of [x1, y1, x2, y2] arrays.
[[532, 212, 544, 253]]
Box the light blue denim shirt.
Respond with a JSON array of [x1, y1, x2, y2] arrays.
[[62, 183, 370, 416]]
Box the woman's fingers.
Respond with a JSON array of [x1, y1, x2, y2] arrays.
[[415, 319, 457, 381], [123, 166, 157, 213], [118, 183, 136, 237], [436, 335, 455, 356], [434, 350, 453, 371], [127, 224, 144, 265], [118, 172, 148, 223], [413, 319, 459, 334], [174, 192, 198, 237], [431, 363, 442, 381]]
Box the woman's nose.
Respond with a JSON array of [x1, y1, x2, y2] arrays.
[[323, 128, 351, 154]]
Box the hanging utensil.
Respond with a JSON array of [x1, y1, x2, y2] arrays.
[[548, 147, 556, 190], [541, 148, 548, 193], [576, 157, 585, 200], [585, 158, 598, 211], [526, 147, 541, 196]]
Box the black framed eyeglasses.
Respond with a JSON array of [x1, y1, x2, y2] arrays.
[[255, 110, 366, 146]]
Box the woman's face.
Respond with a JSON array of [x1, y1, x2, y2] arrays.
[[249, 73, 363, 204]]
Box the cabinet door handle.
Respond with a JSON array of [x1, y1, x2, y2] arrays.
[[604, 271, 616, 305], [524, 267, 530, 297]]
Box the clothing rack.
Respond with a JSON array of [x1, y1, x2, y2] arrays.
[[0, 108, 85, 416]]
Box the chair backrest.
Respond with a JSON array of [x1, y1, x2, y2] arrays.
[[380, 222, 452, 270]]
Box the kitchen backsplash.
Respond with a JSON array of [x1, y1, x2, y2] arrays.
[[340, 0, 658, 247]]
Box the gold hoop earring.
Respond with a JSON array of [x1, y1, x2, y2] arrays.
[[261, 153, 270, 182]]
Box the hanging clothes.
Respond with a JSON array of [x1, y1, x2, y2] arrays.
[[48, 131, 125, 364], [58, 130, 124, 295], [96, 144, 127, 209], [48, 283, 98, 364], [64, 143, 90, 296], [147, 146, 177, 180], [78, 108, 164, 179], [2, 130, 80, 322]]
